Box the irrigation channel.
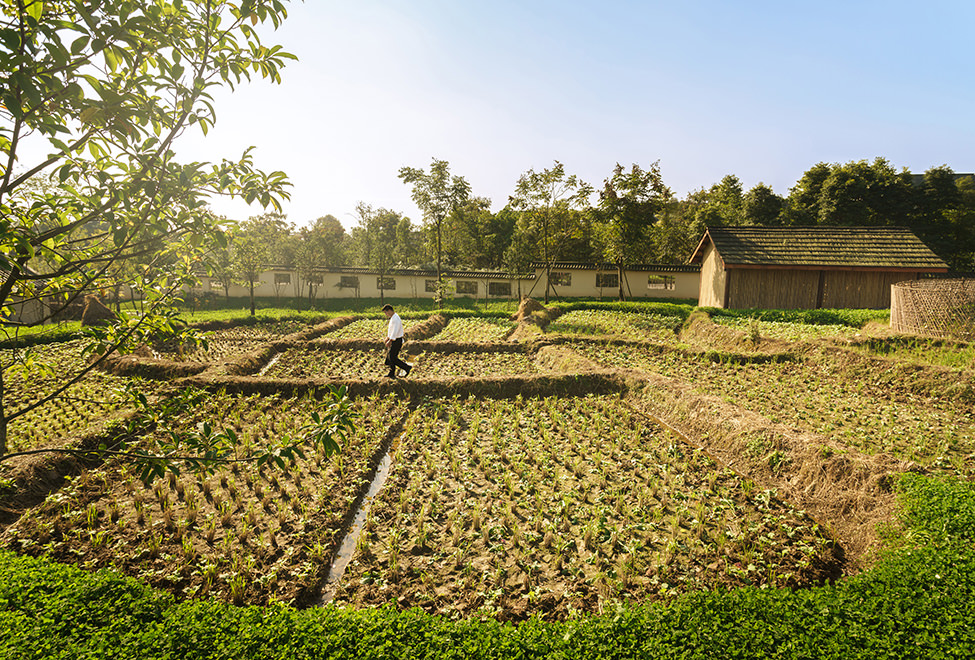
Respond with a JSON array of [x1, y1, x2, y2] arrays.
[[257, 353, 282, 376], [316, 449, 394, 603]]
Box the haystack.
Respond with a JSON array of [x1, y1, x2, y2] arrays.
[[81, 294, 117, 326], [510, 297, 547, 322]]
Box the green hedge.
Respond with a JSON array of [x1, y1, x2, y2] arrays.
[[701, 306, 890, 328], [3, 474, 974, 659]]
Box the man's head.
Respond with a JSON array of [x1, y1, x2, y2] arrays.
[[382, 303, 394, 318]]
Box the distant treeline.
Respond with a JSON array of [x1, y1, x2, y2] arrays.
[[219, 159, 974, 294]]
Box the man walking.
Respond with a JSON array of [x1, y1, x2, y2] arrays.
[[382, 304, 411, 378]]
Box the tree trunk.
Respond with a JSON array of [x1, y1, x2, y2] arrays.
[[249, 280, 256, 316], [543, 212, 551, 304], [436, 220, 444, 309], [618, 263, 626, 301], [0, 368, 6, 458]]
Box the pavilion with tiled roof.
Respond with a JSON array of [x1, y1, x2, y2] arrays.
[[688, 226, 949, 309]]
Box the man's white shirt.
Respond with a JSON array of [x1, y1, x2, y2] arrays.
[[387, 313, 404, 341]]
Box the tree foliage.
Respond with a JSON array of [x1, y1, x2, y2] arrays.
[[595, 162, 671, 299], [0, 0, 296, 457], [398, 159, 471, 306], [509, 161, 592, 302]]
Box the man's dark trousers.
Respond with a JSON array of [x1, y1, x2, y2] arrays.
[[386, 337, 410, 377]]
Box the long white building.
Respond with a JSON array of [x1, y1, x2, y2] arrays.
[[193, 262, 701, 302]]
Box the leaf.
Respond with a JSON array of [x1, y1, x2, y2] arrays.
[[103, 47, 119, 73], [26, 1, 44, 22]]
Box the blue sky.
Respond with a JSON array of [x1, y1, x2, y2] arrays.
[[179, 1, 975, 229]]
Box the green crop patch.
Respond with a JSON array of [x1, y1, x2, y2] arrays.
[[427, 317, 516, 342], [331, 395, 835, 620], [547, 310, 683, 341], [574, 341, 975, 472], [3, 391, 408, 606]]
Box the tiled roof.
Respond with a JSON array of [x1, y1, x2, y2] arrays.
[[690, 226, 948, 270], [269, 266, 530, 280], [531, 262, 700, 273]]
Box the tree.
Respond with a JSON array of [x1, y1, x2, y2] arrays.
[[294, 215, 346, 303], [595, 162, 671, 299], [783, 162, 833, 225], [742, 183, 785, 226], [352, 203, 401, 303], [509, 161, 592, 303], [232, 213, 289, 315], [815, 158, 913, 226], [0, 0, 294, 459], [398, 159, 471, 307]]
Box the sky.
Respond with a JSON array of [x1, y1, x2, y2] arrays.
[[177, 0, 975, 230]]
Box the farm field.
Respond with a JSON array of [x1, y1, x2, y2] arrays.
[[1, 301, 972, 629], [711, 316, 863, 342], [547, 309, 682, 342], [572, 341, 975, 472], [0, 341, 151, 455], [4, 390, 408, 605], [427, 316, 516, 342], [333, 395, 833, 619], [321, 319, 389, 340], [152, 321, 312, 363]]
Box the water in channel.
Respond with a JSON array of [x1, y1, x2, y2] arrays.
[[317, 449, 394, 604]]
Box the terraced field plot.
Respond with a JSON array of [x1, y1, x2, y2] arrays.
[[848, 336, 975, 370], [572, 341, 975, 471], [321, 319, 389, 340], [153, 321, 315, 363], [712, 317, 862, 342], [332, 395, 834, 619], [428, 317, 515, 342], [3, 391, 407, 605], [547, 310, 682, 342], [262, 347, 539, 379], [1, 341, 150, 454]]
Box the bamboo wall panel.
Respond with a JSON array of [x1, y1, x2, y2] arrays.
[[822, 271, 915, 309], [727, 269, 819, 309]]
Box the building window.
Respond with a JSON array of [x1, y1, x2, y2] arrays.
[[307, 274, 323, 285], [596, 272, 619, 288], [456, 280, 478, 295], [377, 276, 396, 290], [339, 275, 359, 288], [549, 272, 571, 287], [425, 279, 439, 293], [488, 281, 511, 297], [648, 275, 675, 290], [273, 273, 291, 284]]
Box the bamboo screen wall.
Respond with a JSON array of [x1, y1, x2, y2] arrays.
[[890, 278, 975, 340], [821, 271, 916, 309], [727, 269, 819, 309]]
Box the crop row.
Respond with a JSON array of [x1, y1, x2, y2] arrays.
[[1, 341, 151, 454], [332, 395, 832, 619], [3, 391, 408, 605], [429, 317, 515, 342], [547, 310, 683, 342]]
